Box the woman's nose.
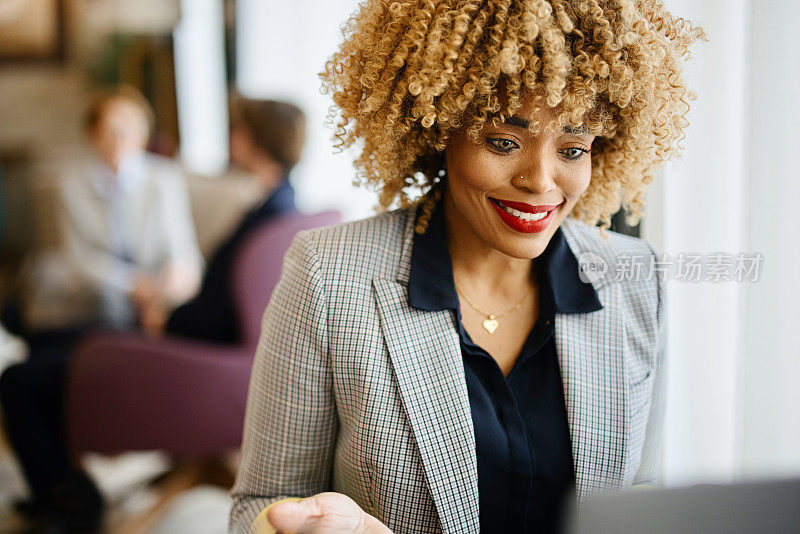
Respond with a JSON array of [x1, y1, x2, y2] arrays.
[[512, 157, 556, 195]]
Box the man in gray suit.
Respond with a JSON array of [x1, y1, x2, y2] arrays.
[[22, 86, 202, 332]]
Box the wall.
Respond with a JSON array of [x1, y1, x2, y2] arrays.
[[644, 0, 800, 486], [741, 0, 800, 479], [0, 65, 87, 153]]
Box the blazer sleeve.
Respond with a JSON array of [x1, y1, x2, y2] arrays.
[[632, 244, 668, 487], [229, 231, 338, 534]]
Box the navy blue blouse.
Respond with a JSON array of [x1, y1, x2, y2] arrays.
[[407, 201, 603, 533]]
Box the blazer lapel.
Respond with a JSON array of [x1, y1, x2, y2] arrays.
[[372, 209, 479, 533], [372, 278, 480, 534], [557, 221, 628, 501]]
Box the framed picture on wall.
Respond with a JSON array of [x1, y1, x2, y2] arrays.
[[0, 0, 65, 62]]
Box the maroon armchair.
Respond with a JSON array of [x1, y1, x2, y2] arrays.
[[65, 211, 341, 456]]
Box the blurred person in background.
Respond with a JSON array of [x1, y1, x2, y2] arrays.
[[2, 86, 202, 353], [74, 86, 202, 328], [0, 96, 305, 534], [141, 95, 306, 342]]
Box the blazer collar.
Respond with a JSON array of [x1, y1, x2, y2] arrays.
[[374, 207, 627, 532]]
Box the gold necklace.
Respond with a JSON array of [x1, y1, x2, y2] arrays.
[[453, 281, 532, 334]]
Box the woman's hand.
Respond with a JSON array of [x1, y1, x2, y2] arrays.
[[265, 493, 392, 534]]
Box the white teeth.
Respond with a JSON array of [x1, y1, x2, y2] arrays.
[[498, 201, 550, 221]]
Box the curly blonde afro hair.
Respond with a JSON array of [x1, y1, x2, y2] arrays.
[[321, 0, 705, 231]]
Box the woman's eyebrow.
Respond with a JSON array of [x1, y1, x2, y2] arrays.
[[502, 115, 530, 129]]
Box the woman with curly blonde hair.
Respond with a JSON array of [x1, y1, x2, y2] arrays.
[[231, 1, 703, 533]]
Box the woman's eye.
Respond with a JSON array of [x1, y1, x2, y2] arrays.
[[486, 138, 519, 153], [560, 147, 590, 161]]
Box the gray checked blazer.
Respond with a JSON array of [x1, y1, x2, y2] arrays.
[[230, 205, 667, 534]]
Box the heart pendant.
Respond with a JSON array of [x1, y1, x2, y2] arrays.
[[482, 317, 499, 334]]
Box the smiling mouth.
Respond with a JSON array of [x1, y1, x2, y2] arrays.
[[489, 198, 558, 221]]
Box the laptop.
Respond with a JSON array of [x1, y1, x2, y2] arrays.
[[566, 478, 800, 534]]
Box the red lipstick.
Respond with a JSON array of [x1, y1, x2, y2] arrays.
[[489, 198, 560, 233]]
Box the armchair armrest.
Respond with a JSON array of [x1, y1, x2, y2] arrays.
[[66, 331, 254, 456]]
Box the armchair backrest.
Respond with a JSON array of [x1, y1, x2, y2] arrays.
[[231, 211, 341, 348]]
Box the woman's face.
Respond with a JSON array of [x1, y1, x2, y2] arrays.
[[444, 94, 596, 260]]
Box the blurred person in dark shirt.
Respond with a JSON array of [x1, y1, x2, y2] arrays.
[[141, 96, 306, 343]]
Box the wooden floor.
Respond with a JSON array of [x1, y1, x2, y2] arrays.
[[0, 427, 237, 534]]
